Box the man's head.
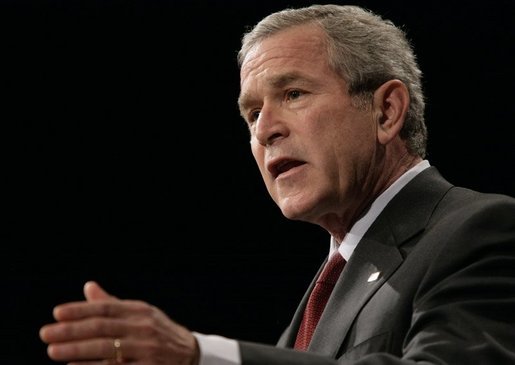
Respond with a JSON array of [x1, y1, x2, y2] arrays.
[[237, 5, 426, 240]]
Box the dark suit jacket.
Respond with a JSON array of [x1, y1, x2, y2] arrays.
[[238, 167, 515, 364]]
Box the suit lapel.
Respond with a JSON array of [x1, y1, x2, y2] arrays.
[[308, 167, 452, 356], [278, 236, 404, 351], [308, 237, 402, 355]]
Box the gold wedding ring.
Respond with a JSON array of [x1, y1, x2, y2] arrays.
[[113, 338, 123, 364]]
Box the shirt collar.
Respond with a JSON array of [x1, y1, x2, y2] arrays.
[[330, 160, 431, 260]]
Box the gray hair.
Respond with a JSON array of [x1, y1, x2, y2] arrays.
[[238, 4, 427, 158]]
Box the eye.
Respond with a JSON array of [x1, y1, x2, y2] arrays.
[[286, 89, 303, 101], [248, 109, 261, 124]]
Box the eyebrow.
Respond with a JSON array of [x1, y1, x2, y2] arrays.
[[269, 72, 304, 89], [238, 72, 308, 115]]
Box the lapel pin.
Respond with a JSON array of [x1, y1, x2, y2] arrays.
[[367, 271, 381, 282]]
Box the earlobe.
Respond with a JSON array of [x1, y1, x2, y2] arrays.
[[374, 79, 410, 145]]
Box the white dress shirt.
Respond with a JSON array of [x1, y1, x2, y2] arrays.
[[194, 160, 431, 365]]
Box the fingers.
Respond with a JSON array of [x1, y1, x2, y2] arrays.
[[40, 299, 153, 343], [84, 281, 116, 302], [40, 282, 201, 364], [40, 317, 126, 343], [46, 337, 131, 363], [52, 299, 122, 321], [54, 281, 125, 321], [52, 297, 151, 322]]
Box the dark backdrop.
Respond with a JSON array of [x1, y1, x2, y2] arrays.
[[2, 0, 514, 364]]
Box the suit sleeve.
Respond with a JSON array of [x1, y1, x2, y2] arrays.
[[392, 199, 515, 365], [239, 341, 337, 365]]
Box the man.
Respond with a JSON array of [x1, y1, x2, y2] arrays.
[[39, 4, 515, 365]]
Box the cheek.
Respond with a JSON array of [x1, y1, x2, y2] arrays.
[[313, 118, 373, 178], [251, 141, 267, 174]]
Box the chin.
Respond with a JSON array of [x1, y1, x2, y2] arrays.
[[279, 199, 315, 222]]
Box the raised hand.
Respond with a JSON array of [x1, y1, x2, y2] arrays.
[[39, 281, 199, 365]]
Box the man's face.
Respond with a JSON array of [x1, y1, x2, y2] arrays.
[[238, 24, 379, 227]]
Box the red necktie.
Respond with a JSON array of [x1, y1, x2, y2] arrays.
[[294, 252, 346, 351]]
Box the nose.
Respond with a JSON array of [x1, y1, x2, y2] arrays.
[[254, 104, 288, 146]]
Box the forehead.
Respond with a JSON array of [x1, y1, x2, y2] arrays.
[[240, 24, 329, 83]]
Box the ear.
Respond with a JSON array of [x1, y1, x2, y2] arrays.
[[373, 79, 410, 145]]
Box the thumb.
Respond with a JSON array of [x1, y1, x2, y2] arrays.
[[84, 281, 118, 302]]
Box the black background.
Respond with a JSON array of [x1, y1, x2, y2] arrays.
[[2, 0, 514, 363]]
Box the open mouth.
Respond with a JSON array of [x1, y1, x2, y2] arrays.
[[269, 159, 305, 178]]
